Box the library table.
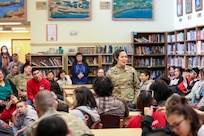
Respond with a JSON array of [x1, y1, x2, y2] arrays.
[[91, 128, 141, 136], [62, 84, 93, 106]]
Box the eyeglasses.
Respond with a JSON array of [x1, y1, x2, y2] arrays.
[[169, 118, 185, 130]]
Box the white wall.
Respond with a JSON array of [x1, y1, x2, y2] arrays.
[[29, 0, 174, 46], [174, 0, 204, 29]]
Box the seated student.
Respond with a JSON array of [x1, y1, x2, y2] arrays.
[[93, 76, 129, 117], [185, 68, 204, 103], [56, 69, 72, 91], [70, 86, 100, 128], [6, 65, 19, 83], [0, 69, 18, 112], [187, 68, 200, 92], [139, 69, 154, 91], [150, 79, 173, 107], [126, 90, 166, 128], [170, 67, 189, 95], [46, 71, 63, 100], [166, 100, 204, 136], [36, 116, 72, 136], [11, 100, 38, 136], [97, 67, 105, 77], [168, 66, 176, 81], [0, 94, 18, 124], [51, 91, 69, 113], [12, 63, 32, 101]]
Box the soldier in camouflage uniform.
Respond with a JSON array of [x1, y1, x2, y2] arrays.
[[106, 49, 140, 107], [26, 91, 93, 136], [12, 64, 32, 100]]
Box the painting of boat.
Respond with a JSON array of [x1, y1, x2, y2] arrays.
[[0, 0, 27, 21], [48, 0, 91, 20], [112, 0, 153, 20]]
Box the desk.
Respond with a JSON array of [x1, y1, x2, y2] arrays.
[[91, 128, 141, 136], [62, 84, 93, 106]]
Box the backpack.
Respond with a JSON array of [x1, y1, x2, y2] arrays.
[[77, 109, 93, 128]]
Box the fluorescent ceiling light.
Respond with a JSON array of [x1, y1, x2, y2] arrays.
[[0, 22, 21, 25], [12, 27, 26, 30]]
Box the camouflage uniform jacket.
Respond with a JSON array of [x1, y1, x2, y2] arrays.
[[12, 74, 32, 92], [106, 65, 140, 103], [26, 109, 93, 136]]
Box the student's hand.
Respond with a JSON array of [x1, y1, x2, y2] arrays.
[[14, 131, 19, 136], [19, 91, 27, 97], [12, 110, 17, 116], [157, 106, 166, 114], [144, 106, 153, 116], [6, 100, 12, 110]]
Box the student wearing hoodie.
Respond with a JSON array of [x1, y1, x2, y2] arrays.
[[139, 69, 154, 91], [70, 86, 100, 128]]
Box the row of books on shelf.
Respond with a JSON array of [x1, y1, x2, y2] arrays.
[[134, 34, 165, 43], [167, 56, 185, 68], [186, 30, 196, 40], [197, 29, 204, 39], [168, 42, 204, 55], [176, 32, 184, 41], [68, 56, 98, 65], [188, 56, 197, 68], [134, 58, 165, 67], [135, 46, 164, 55], [32, 57, 62, 67], [167, 43, 184, 55], [96, 44, 134, 54], [78, 47, 95, 54], [198, 56, 204, 68], [167, 34, 176, 43]]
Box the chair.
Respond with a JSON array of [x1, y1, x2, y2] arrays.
[[90, 120, 103, 129], [100, 114, 124, 128]]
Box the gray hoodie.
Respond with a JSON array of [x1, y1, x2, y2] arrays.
[[70, 106, 100, 122]]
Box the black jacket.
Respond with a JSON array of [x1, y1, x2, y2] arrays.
[[141, 115, 177, 136]]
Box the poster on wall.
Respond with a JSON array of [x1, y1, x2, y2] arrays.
[[46, 24, 57, 41], [0, 0, 27, 21], [177, 0, 183, 17], [48, 0, 91, 21], [112, 0, 153, 20], [195, 0, 202, 11], [185, 0, 192, 14]]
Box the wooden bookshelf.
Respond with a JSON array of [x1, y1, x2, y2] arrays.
[[167, 25, 204, 69], [132, 32, 167, 79], [31, 54, 64, 76]]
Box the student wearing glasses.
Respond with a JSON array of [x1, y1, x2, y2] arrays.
[[141, 94, 204, 136]]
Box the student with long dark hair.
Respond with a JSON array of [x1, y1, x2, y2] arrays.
[[71, 52, 90, 84], [93, 76, 129, 117], [70, 86, 100, 128]]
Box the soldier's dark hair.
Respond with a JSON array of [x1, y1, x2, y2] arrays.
[[112, 48, 127, 66], [93, 76, 113, 97]]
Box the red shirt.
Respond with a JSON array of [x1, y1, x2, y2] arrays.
[[0, 104, 16, 123], [126, 111, 166, 128], [27, 77, 50, 102]]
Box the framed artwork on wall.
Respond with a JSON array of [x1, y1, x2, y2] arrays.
[[48, 0, 91, 21], [46, 24, 57, 41], [185, 0, 192, 14], [177, 0, 183, 16], [195, 0, 202, 11], [112, 0, 153, 20], [0, 0, 27, 21]]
